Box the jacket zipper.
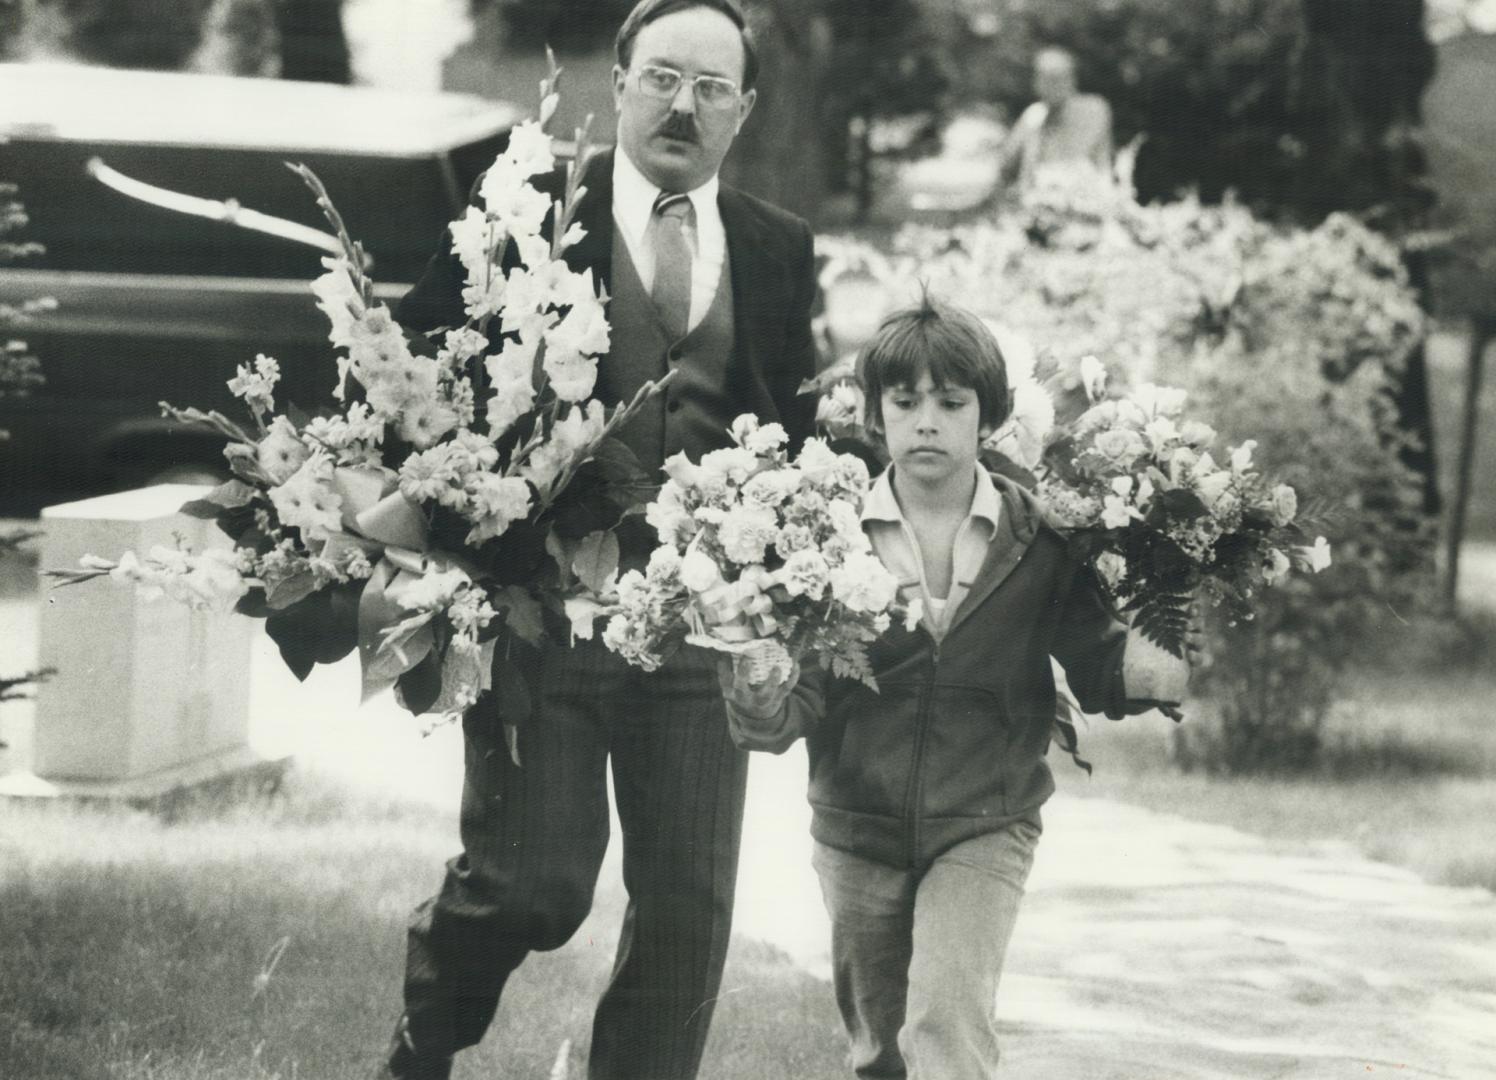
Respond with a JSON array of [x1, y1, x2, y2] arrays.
[[903, 639, 940, 868]]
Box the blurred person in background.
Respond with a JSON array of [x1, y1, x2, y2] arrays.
[[998, 45, 1114, 189]]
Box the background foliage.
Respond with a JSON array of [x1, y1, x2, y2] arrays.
[[824, 172, 1435, 772]]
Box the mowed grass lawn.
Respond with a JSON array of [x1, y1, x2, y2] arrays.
[[0, 781, 844, 1080], [1063, 660, 1496, 894]]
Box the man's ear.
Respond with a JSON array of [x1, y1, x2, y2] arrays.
[[735, 87, 757, 134], [611, 64, 628, 111]]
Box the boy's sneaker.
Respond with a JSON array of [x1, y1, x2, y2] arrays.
[[376, 1015, 453, 1080]]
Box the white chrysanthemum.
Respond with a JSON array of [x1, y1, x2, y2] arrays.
[[398, 567, 472, 612], [829, 551, 898, 613], [465, 474, 533, 543], [257, 415, 310, 484], [717, 503, 780, 565], [1229, 439, 1257, 476], [399, 445, 464, 504]]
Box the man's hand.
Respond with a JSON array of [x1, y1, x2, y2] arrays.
[[715, 653, 799, 731]]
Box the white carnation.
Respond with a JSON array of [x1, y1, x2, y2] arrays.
[[829, 551, 898, 613]]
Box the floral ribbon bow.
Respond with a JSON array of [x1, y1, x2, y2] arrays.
[[322, 467, 491, 707]]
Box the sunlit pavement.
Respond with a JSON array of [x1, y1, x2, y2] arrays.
[[5, 546, 1496, 1076]]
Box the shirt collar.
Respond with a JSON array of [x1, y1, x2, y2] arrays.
[[861, 464, 1003, 529], [612, 146, 720, 240]]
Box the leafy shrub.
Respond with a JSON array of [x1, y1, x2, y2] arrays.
[[820, 172, 1436, 772]]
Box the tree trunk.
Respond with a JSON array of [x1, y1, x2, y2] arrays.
[[1444, 316, 1493, 612], [722, 2, 834, 221]]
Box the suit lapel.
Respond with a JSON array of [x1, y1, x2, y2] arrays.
[[562, 148, 616, 295], [719, 188, 786, 377]]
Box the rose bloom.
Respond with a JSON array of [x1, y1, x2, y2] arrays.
[[1092, 427, 1147, 470], [1271, 484, 1298, 526]]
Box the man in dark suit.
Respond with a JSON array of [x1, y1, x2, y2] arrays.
[[380, 3, 818, 1078]]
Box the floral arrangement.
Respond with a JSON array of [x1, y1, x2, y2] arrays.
[[577, 414, 919, 687], [1036, 357, 1330, 656], [49, 63, 667, 738]]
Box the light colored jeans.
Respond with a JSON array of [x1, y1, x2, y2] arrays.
[[812, 819, 1041, 1080]]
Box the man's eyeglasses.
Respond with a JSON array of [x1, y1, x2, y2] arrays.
[[634, 64, 741, 109]]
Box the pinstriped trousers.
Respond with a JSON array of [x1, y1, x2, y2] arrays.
[[401, 637, 749, 1080]]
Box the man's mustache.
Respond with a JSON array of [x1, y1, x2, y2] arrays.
[[657, 112, 699, 143]]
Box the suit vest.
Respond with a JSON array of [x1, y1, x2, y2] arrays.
[[599, 224, 737, 473]]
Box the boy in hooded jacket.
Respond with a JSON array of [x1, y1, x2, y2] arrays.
[[720, 296, 1201, 1080]]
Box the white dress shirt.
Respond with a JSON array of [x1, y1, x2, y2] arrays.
[[861, 464, 1003, 641], [612, 147, 727, 333]]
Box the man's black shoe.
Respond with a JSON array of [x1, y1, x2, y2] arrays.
[[378, 1016, 453, 1080]]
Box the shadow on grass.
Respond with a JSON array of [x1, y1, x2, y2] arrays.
[[0, 769, 846, 1080]]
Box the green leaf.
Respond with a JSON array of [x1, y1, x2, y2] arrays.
[[572, 530, 619, 595], [545, 529, 578, 589], [265, 584, 360, 681], [396, 648, 444, 716], [498, 586, 546, 646], [235, 586, 270, 619], [266, 569, 320, 610]]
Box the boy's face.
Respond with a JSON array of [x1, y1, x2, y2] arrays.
[[880, 369, 987, 490]]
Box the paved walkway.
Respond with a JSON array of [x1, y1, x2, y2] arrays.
[[5, 553, 1496, 1077]]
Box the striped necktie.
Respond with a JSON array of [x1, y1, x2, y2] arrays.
[[650, 191, 695, 342]]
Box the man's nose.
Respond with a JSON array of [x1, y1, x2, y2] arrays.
[[669, 78, 697, 115], [915, 402, 940, 431]]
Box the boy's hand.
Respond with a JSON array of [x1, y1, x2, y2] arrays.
[[1123, 600, 1207, 707], [716, 652, 799, 728]]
